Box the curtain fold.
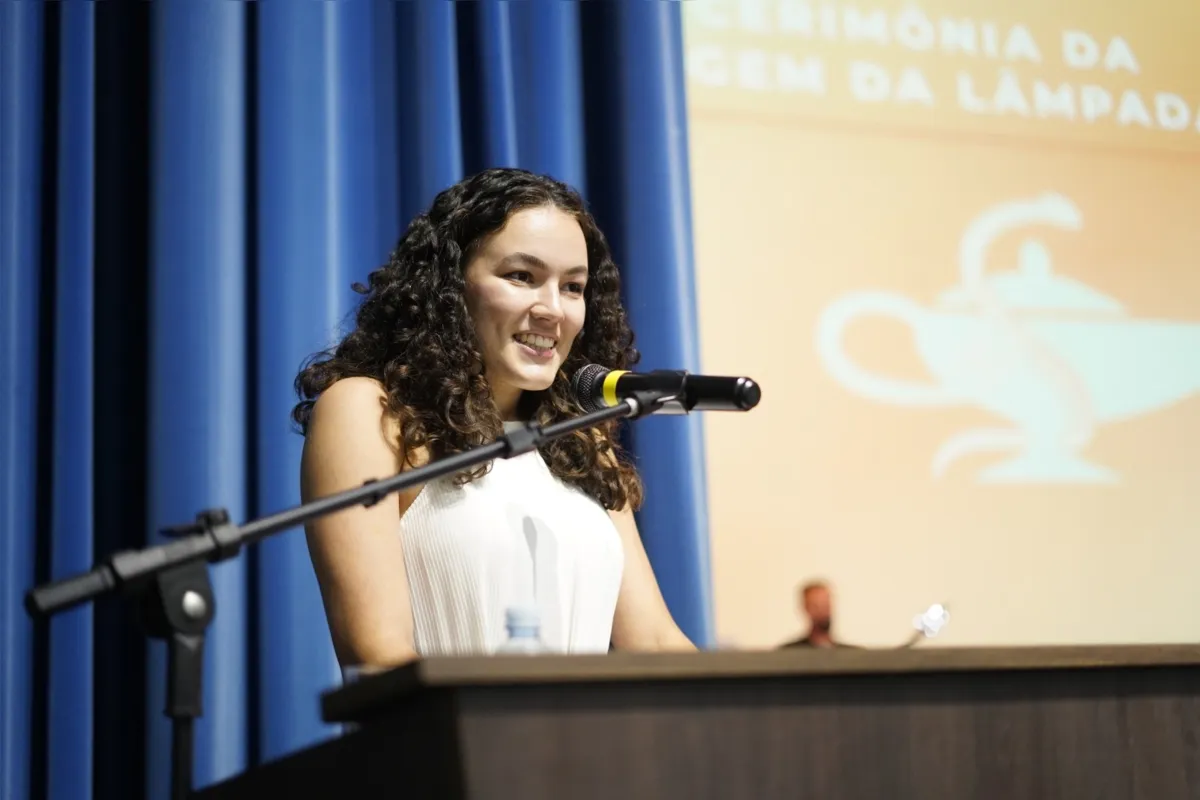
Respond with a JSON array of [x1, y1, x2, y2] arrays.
[[0, 3, 711, 798], [509, 1, 586, 186], [146, 4, 249, 796], [1, 4, 45, 800], [401, 1, 463, 214], [472, 1, 519, 167], [48, 4, 97, 799]]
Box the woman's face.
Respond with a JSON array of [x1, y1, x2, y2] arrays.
[[464, 205, 589, 417]]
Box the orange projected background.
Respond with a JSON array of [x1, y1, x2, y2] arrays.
[[683, 0, 1200, 649]]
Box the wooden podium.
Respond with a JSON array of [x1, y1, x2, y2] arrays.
[[195, 645, 1200, 799]]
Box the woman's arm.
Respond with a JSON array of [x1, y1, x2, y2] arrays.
[[300, 377, 422, 668], [608, 505, 698, 652]]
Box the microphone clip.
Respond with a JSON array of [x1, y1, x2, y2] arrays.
[[624, 388, 679, 419]]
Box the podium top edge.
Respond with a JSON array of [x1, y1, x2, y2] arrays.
[[320, 643, 1200, 724]]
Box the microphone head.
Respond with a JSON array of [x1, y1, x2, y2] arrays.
[[571, 364, 609, 412], [734, 377, 762, 410]]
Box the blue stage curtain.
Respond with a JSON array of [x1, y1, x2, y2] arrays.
[[0, 2, 711, 798], [1, 5, 45, 800], [145, 5, 250, 798], [49, 5, 97, 800]]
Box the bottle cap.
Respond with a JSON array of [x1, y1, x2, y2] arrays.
[[505, 606, 540, 630]]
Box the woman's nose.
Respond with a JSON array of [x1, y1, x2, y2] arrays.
[[531, 287, 564, 321]]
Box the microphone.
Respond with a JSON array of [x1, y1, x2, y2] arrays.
[[899, 603, 951, 649], [571, 364, 761, 415]]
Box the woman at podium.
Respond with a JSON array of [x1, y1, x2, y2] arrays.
[[291, 168, 695, 671]]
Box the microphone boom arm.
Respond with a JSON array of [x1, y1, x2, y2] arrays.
[[23, 389, 671, 800]]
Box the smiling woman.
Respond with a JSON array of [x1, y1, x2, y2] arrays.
[[291, 168, 695, 668]]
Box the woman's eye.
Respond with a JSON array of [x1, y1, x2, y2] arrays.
[[505, 271, 532, 283], [564, 282, 586, 295]]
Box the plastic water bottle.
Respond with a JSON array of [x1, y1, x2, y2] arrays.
[[495, 606, 550, 654]]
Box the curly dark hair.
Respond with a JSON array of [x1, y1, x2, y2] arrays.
[[292, 167, 644, 511]]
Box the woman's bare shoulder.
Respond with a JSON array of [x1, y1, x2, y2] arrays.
[[306, 376, 401, 448], [311, 375, 389, 415]]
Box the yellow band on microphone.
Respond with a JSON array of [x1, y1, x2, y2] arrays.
[[602, 370, 629, 408]]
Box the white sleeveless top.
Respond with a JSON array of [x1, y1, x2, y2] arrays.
[[400, 434, 625, 656]]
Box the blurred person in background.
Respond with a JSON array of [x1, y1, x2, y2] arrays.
[[780, 579, 858, 649]]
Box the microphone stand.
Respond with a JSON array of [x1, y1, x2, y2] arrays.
[[24, 390, 671, 800]]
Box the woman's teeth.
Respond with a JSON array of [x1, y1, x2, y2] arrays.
[[514, 333, 556, 351]]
